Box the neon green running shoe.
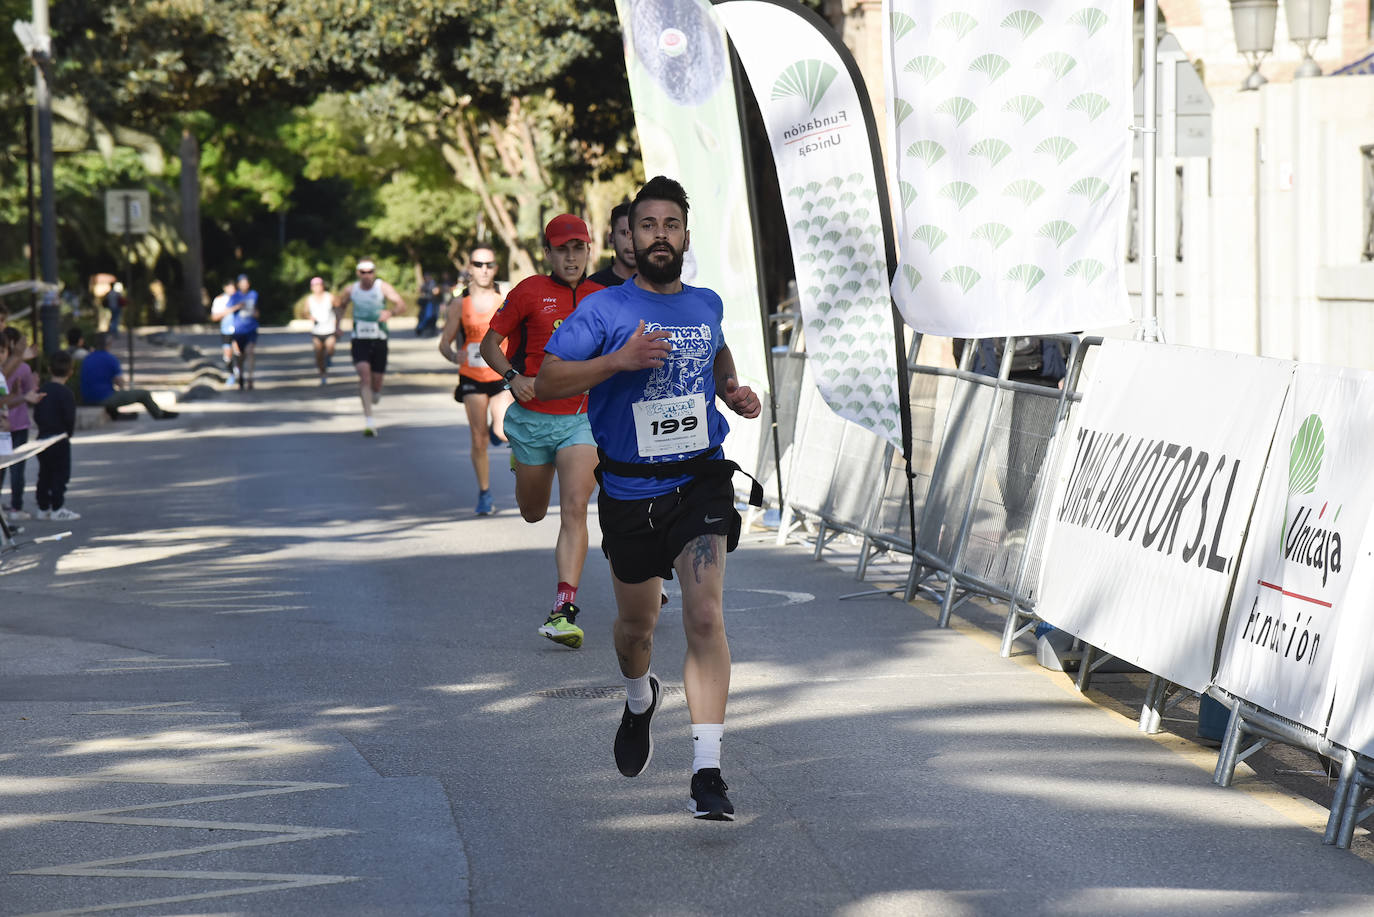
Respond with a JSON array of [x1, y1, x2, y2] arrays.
[[539, 602, 584, 649]]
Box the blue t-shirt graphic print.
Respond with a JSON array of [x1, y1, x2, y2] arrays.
[[545, 280, 731, 500]]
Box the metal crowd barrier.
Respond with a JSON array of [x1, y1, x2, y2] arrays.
[[740, 347, 805, 522], [906, 335, 1087, 629], [1204, 686, 1373, 848], [1329, 750, 1374, 849], [762, 325, 1374, 855], [771, 335, 1091, 641], [997, 338, 1100, 656], [0, 434, 72, 555]]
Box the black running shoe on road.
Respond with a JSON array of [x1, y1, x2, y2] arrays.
[[690, 768, 734, 821], [614, 675, 660, 777]]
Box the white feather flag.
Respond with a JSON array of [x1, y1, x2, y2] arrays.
[[885, 2, 1132, 336]]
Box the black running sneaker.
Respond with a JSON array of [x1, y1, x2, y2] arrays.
[[613, 675, 659, 777], [689, 768, 734, 821]]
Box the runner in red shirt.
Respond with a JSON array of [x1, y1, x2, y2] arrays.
[[480, 214, 605, 648]]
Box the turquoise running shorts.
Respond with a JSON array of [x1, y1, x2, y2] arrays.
[[503, 402, 596, 466]]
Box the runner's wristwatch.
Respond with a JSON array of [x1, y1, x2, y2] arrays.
[[503, 368, 519, 383]]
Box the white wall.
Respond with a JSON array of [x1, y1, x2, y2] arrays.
[[1168, 73, 1374, 369]]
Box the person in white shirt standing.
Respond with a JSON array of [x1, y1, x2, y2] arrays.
[[303, 276, 341, 386], [334, 259, 406, 436]]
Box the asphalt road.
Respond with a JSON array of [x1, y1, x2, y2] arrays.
[[2, 328, 1373, 916]]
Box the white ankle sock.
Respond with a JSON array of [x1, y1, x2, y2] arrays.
[[625, 673, 654, 714], [691, 723, 724, 773]]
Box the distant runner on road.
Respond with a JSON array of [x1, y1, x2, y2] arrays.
[[538, 176, 762, 821], [209, 281, 238, 386], [228, 274, 260, 391], [303, 276, 341, 386], [336, 260, 405, 437], [439, 245, 512, 516]]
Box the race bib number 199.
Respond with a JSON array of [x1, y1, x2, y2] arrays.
[[632, 393, 709, 457]]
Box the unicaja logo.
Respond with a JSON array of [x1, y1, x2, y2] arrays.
[[1283, 414, 1343, 587], [772, 60, 837, 112], [1288, 413, 1324, 496]]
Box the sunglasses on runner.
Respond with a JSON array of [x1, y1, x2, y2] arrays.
[[471, 260, 496, 268]]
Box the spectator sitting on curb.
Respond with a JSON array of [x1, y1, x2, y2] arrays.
[[79, 333, 179, 421]]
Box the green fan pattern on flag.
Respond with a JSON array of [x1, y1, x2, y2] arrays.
[[885, 1, 1131, 336], [720, 0, 907, 446], [787, 173, 901, 437]]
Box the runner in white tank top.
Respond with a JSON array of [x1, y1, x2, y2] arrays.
[[333, 259, 405, 436], [304, 277, 340, 385]]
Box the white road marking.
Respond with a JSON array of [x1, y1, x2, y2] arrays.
[[83, 656, 229, 674], [10, 777, 359, 917], [660, 587, 815, 613], [73, 702, 236, 717]]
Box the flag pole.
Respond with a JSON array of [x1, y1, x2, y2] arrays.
[[728, 40, 787, 513], [1139, 1, 1160, 342]]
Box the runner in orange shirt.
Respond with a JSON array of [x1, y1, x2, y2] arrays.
[[439, 245, 514, 516]]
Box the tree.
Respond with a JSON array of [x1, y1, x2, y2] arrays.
[[2, 1, 640, 318]]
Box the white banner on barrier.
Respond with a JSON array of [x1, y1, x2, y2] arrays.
[[1216, 366, 1374, 733], [1037, 341, 1294, 693]]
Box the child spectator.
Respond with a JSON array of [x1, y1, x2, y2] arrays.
[[66, 327, 89, 360], [2, 326, 39, 520], [33, 350, 78, 521]]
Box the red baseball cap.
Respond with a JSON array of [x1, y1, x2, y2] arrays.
[[544, 214, 591, 247]]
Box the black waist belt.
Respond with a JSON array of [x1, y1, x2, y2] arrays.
[[596, 447, 764, 507]]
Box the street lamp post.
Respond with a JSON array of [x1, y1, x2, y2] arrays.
[[1285, 0, 1330, 78], [12, 0, 60, 357], [1229, 0, 1279, 91]]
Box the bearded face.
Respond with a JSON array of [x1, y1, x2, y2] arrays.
[[631, 198, 689, 286], [634, 239, 685, 285]]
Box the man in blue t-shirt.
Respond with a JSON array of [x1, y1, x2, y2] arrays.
[[539, 176, 760, 822], [79, 334, 178, 420], [226, 274, 260, 390]]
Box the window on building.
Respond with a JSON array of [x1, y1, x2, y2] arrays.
[[1126, 168, 1185, 263], [1363, 145, 1374, 261]]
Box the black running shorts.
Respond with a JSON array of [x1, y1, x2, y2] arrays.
[[351, 338, 388, 373], [455, 376, 507, 401], [598, 475, 741, 584]]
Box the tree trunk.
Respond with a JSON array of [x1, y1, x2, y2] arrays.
[[448, 106, 537, 277], [409, 245, 424, 293], [178, 129, 204, 324]]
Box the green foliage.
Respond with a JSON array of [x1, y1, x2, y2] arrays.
[[0, 0, 638, 314], [366, 173, 480, 251]]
